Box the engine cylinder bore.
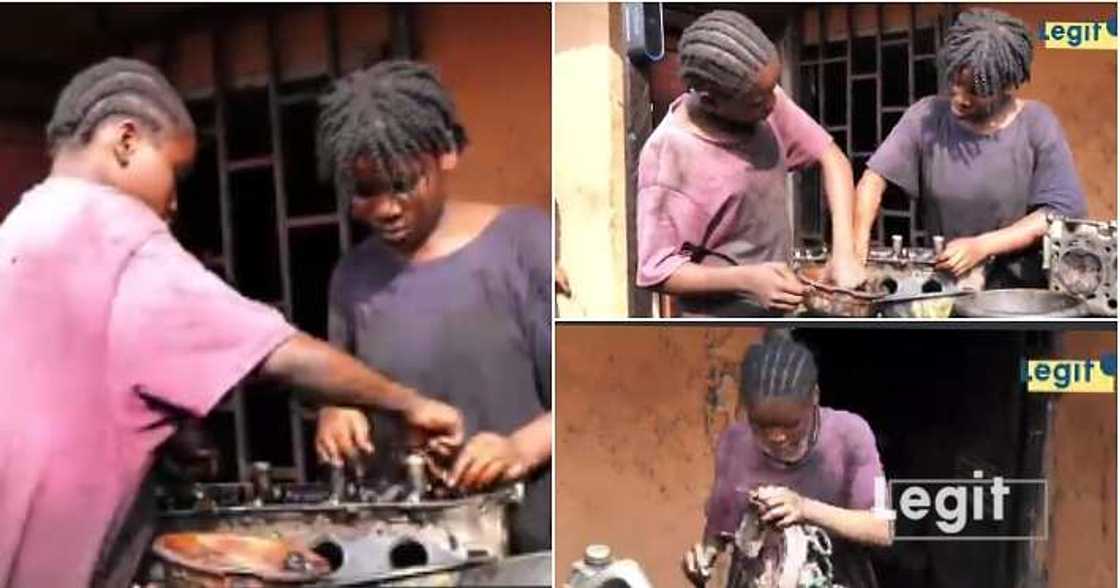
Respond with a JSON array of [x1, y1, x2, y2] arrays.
[[311, 540, 345, 571], [389, 539, 430, 569], [1056, 250, 1104, 296]]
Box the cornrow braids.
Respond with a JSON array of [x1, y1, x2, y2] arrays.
[[316, 59, 467, 196], [46, 57, 194, 154], [739, 338, 818, 405], [678, 10, 778, 97], [938, 8, 1033, 97]]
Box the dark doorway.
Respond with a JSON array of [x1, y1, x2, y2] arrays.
[[795, 328, 1052, 588]]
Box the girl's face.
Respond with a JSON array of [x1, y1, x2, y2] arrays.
[[102, 121, 196, 220], [948, 66, 1012, 123], [747, 397, 817, 464], [348, 152, 457, 252]]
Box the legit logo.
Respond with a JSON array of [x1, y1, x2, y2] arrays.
[[1022, 354, 1116, 393], [873, 473, 1047, 541], [1038, 14, 1117, 49]]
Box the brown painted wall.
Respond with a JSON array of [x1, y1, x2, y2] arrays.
[[1046, 330, 1117, 587], [556, 326, 762, 584], [415, 3, 552, 209], [556, 326, 1117, 587]]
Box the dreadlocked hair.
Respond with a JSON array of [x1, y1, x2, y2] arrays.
[[938, 8, 1033, 97], [740, 336, 818, 406], [678, 10, 778, 97], [316, 59, 467, 194], [46, 57, 194, 154]]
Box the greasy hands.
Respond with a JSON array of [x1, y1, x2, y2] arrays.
[[404, 397, 465, 456], [682, 542, 719, 586], [754, 485, 807, 528], [741, 263, 807, 312], [935, 236, 991, 277], [449, 432, 527, 491], [316, 407, 374, 468], [824, 254, 868, 290]]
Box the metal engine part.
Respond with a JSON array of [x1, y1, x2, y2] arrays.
[[145, 467, 524, 587], [792, 235, 972, 318], [728, 504, 842, 588], [1043, 215, 1117, 316]]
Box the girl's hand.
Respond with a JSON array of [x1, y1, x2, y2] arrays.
[[682, 542, 718, 586], [316, 407, 374, 467], [754, 485, 807, 527], [935, 236, 991, 276], [824, 253, 868, 290], [449, 432, 528, 491]]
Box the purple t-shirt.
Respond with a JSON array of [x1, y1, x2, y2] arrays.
[[0, 177, 294, 586], [328, 206, 552, 553], [636, 86, 833, 290], [867, 97, 1086, 285], [703, 408, 882, 540]]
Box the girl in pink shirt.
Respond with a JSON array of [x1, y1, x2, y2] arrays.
[[637, 11, 864, 316], [0, 58, 464, 587]]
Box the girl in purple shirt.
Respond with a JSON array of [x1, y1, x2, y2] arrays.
[[854, 9, 1087, 288], [683, 335, 891, 587]]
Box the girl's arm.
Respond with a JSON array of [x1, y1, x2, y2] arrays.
[[803, 497, 893, 547], [818, 143, 865, 288], [935, 210, 1048, 276]]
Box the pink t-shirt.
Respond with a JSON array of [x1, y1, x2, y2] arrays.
[[0, 177, 295, 587], [636, 86, 833, 288]]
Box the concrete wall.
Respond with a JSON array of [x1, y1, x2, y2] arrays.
[[554, 3, 630, 318], [556, 326, 1117, 587]]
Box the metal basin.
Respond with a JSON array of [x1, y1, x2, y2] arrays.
[[796, 264, 885, 318], [954, 289, 1090, 318]]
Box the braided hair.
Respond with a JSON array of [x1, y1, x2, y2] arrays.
[[938, 8, 1033, 97], [678, 10, 778, 97], [739, 334, 818, 406], [46, 57, 194, 154], [316, 60, 467, 196]]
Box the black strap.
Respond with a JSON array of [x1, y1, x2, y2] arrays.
[[680, 241, 740, 267]]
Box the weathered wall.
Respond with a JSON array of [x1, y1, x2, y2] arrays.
[[554, 2, 631, 318], [556, 326, 762, 584], [142, 4, 550, 211], [1046, 329, 1117, 587], [556, 326, 1117, 587], [415, 3, 551, 209]]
